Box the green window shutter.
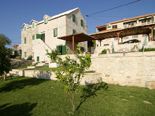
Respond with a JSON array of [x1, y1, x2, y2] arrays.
[[24, 26, 26, 31], [56, 46, 59, 53], [37, 56, 39, 62], [44, 18, 48, 24], [81, 20, 83, 26], [32, 23, 34, 28], [36, 34, 42, 39], [32, 35, 35, 40], [25, 52, 26, 57], [72, 14, 75, 22], [53, 28, 58, 37], [73, 30, 76, 34], [24, 38, 26, 44], [62, 45, 66, 55]]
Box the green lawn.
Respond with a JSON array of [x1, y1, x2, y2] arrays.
[[26, 66, 51, 71], [15, 65, 28, 69], [26, 66, 95, 73], [0, 76, 155, 116]]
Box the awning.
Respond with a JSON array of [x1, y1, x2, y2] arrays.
[[58, 32, 96, 52], [58, 32, 96, 42]]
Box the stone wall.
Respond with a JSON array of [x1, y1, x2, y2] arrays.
[[89, 51, 155, 89], [10, 59, 32, 69]]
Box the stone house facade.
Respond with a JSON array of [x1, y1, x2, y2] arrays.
[[21, 8, 87, 62], [95, 13, 155, 47]]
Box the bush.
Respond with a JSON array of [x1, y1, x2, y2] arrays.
[[139, 48, 155, 52], [100, 49, 107, 54], [27, 55, 32, 60]]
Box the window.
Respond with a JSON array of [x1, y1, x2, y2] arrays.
[[53, 28, 58, 37], [72, 14, 75, 22], [81, 20, 83, 26], [132, 35, 138, 38], [24, 37, 26, 44], [32, 23, 34, 28], [24, 26, 26, 31], [25, 52, 26, 57], [32, 35, 35, 40], [37, 56, 39, 62], [112, 25, 117, 29], [73, 29, 76, 34], [44, 18, 48, 24]]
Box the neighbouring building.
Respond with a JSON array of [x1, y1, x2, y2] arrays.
[[11, 44, 22, 56], [91, 13, 155, 53], [21, 8, 87, 62]]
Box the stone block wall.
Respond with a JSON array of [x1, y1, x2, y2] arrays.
[[89, 51, 155, 89]]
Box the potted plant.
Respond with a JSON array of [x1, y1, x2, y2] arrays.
[[46, 50, 59, 68]]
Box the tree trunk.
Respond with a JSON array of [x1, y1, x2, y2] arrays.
[[3, 73, 7, 80], [72, 91, 75, 111]]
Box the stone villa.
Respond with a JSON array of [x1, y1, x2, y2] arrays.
[[91, 13, 155, 53], [21, 8, 87, 62]]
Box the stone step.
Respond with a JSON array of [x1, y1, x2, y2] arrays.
[[36, 63, 48, 67], [27, 66, 36, 69], [12, 69, 20, 72], [9, 71, 19, 76]]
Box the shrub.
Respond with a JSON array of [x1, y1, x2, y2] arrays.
[[139, 48, 155, 52], [27, 55, 32, 60], [46, 50, 59, 62], [100, 49, 107, 54]]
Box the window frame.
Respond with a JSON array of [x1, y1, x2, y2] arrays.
[[44, 18, 48, 24], [24, 26, 26, 31], [24, 52, 26, 58], [53, 28, 58, 37], [24, 37, 26, 44], [32, 23, 35, 28], [32, 35, 35, 40], [112, 25, 117, 29], [73, 29, 76, 34], [81, 19, 83, 26], [72, 14, 75, 22]]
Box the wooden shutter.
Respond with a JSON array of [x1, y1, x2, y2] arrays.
[[37, 56, 39, 62], [62, 45, 66, 55], [81, 20, 83, 26], [36, 34, 42, 39], [56, 46, 59, 53], [73, 30, 76, 34], [24, 38, 26, 44], [72, 14, 75, 22]]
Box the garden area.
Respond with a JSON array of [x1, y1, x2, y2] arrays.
[[0, 76, 155, 116]]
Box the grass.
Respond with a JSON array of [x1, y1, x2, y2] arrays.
[[15, 65, 28, 69], [0, 76, 155, 116], [26, 66, 51, 71], [27, 66, 96, 73], [139, 48, 155, 52]]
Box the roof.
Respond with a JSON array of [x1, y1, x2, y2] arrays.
[[96, 25, 106, 29], [12, 45, 19, 48], [37, 8, 79, 25], [58, 32, 96, 42], [23, 8, 79, 26], [96, 13, 155, 29], [90, 23, 155, 40], [109, 13, 155, 24]]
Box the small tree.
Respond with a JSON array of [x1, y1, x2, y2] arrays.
[[50, 44, 91, 112], [46, 50, 59, 62], [0, 34, 12, 80]]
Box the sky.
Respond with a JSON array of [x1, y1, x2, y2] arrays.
[[0, 0, 155, 48]]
